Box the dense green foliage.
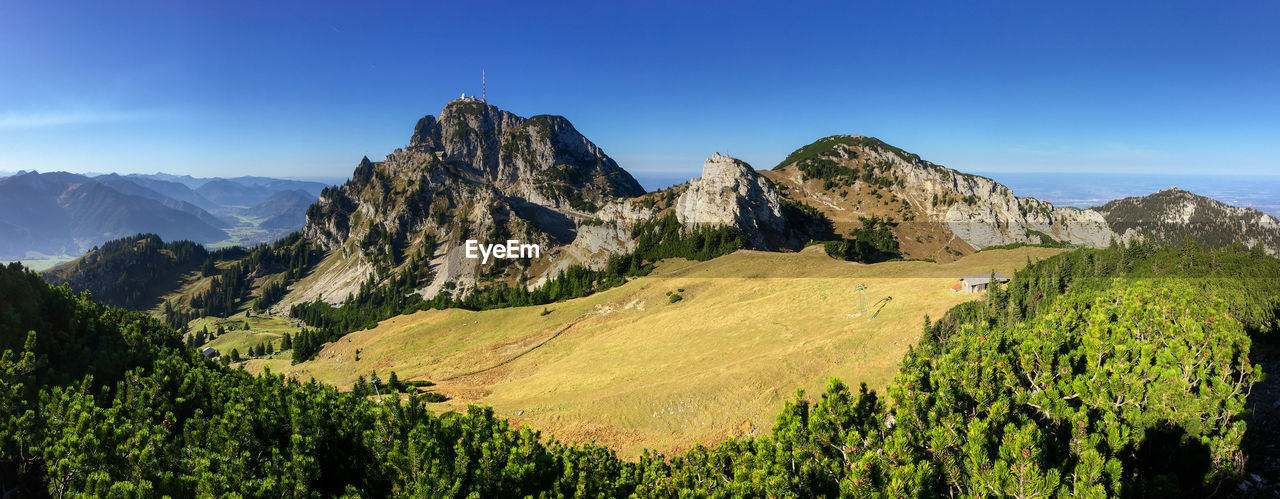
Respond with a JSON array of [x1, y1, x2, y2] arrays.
[[254, 278, 289, 312], [1, 237, 1275, 496], [780, 199, 837, 242], [775, 135, 923, 171], [41, 233, 209, 310], [1, 263, 635, 496], [289, 213, 744, 361], [773, 136, 907, 190], [818, 216, 902, 263]]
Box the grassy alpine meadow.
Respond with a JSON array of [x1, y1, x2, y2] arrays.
[[261, 246, 1066, 457]]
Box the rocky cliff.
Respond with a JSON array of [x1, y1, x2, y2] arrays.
[[407, 99, 643, 212], [286, 99, 647, 307], [675, 153, 795, 250]]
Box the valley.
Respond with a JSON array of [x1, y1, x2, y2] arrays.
[[250, 245, 1064, 457], [0, 171, 329, 267]]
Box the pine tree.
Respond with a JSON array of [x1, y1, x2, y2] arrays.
[[282, 333, 292, 350], [230, 349, 240, 362], [353, 376, 370, 398]]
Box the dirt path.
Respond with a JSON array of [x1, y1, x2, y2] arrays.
[[439, 316, 587, 382]]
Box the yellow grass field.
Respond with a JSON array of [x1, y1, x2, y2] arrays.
[[251, 246, 1065, 458]]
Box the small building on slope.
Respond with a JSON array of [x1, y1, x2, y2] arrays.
[[956, 272, 1008, 293]]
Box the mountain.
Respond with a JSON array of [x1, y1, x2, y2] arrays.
[[288, 97, 646, 306], [0, 172, 228, 259], [186, 177, 326, 208], [226, 176, 327, 197], [42, 233, 211, 309], [195, 178, 279, 207], [247, 189, 317, 229], [1095, 187, 1280, 255], [129, 172, 211, 189], [123, 174, 222, 211], [93, 174, 231, 228], [1, 168, 331, 266], [762, 135, 1116, 261]]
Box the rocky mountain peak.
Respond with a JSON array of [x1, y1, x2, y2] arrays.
[[676, 153, 792, 250], [401, 100, 642, 210], [294, 99, 649, 306]]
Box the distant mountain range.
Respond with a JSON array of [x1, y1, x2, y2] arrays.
[[0, 171, 330, 261]]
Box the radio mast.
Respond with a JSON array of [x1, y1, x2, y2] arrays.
[[482, 69, 486, 102]]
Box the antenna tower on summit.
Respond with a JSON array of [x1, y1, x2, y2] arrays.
[[482, 69, 486, 102]]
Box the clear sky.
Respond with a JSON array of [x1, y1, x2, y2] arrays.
[[1, 1, 1277, 184]]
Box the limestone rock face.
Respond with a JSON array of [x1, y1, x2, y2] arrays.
[[849, 145, 1121, 248], [848, 140, 1117, 249], [408, 98, 644, 212], [676, 153, 792, 250], [292, 98, 647, 306]]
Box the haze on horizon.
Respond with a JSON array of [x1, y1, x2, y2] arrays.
[[1, 1, 1277, 183]]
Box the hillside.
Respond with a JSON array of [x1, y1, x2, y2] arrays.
[[1095, 187, 1280, 255], [763, 135, 1114, 261], [41, 233, 211, 310], [245, 189, 316, 229], [256, 246, 1066, 457]]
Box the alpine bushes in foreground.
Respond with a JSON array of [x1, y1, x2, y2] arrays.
[[0, 240, 1274, 496]]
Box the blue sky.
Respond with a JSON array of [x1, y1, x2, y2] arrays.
[[1, 1, 1277, 185]]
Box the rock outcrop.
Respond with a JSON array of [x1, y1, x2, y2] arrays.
[[676, 153, 793, 250]]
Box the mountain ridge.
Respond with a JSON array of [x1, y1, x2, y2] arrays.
[[33, 102, 1280, 320], [1094, 186, 1280, 255]]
